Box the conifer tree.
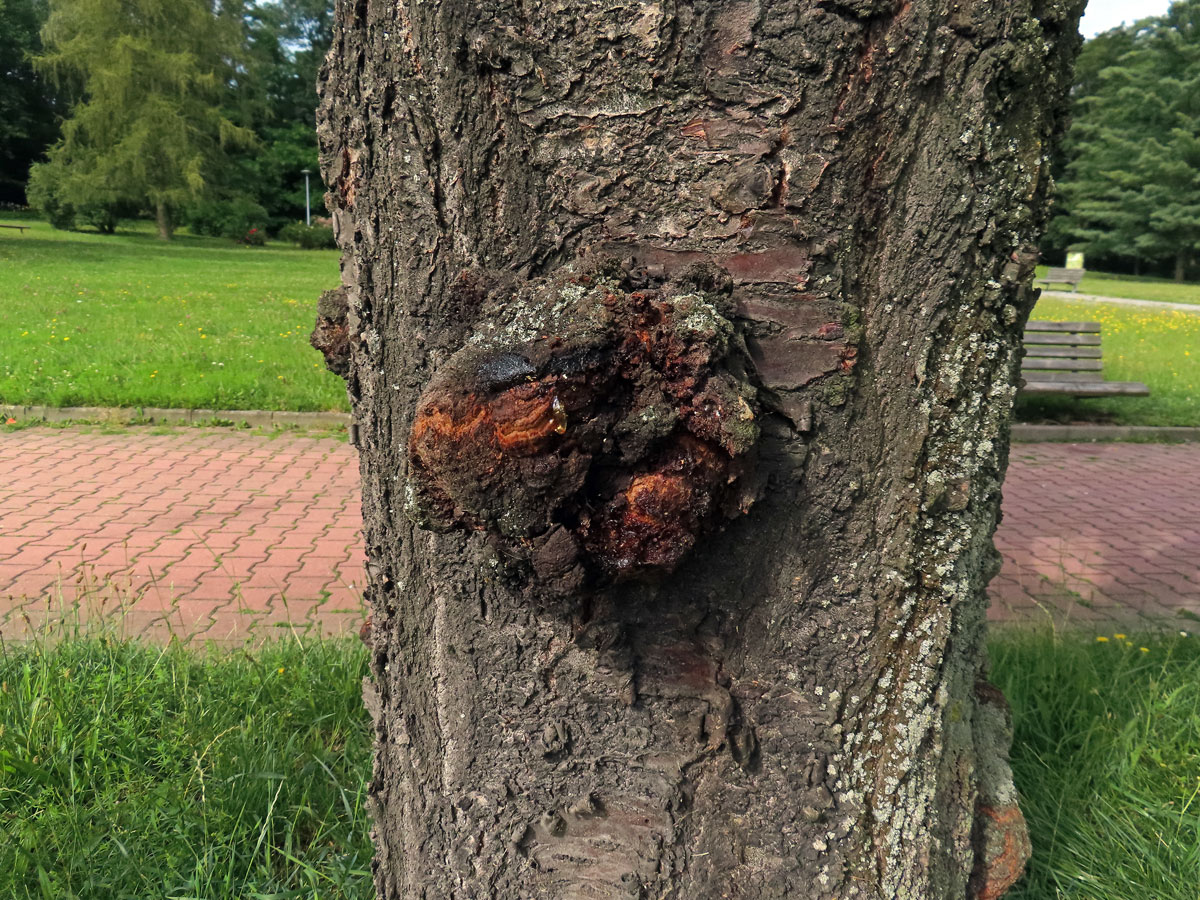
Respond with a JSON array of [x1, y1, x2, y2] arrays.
[[1051, 0, 1200, 280], [28, 0, 254, 237]]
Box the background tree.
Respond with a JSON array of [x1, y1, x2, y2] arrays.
[[315, 0, 1085, 897], [0, 0, 64, 206], [28, 0, 255, 238], [226, 0, 334, 231], [1049, 0, 1200, 280]]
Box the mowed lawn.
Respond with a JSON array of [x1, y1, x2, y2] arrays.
[[1035, 265, 1200, 306], [1018, 296, 1200, 427], [0, 219, 347, 412], [2, 219, 1195, 425]]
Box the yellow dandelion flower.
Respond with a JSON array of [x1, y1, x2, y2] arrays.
[[1096, 636, 1109, 642]]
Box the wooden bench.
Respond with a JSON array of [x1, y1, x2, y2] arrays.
[[1020, 321, 1149, 397], [0, 224, 29, 232], [1035, 267, 1085, 291]]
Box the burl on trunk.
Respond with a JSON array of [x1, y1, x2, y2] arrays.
[[314, 0, 1084, 896]]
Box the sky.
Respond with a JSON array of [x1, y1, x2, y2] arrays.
[[1079, 0, 1173, 36]]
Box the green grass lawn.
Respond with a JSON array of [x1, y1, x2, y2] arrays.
[[2, 627, 1197, 898], [994, 628, 1200, 900], [1017, 296, 1200, 427], [0, 218, 347, 412], [2, 220, 1194, 426], [1036, 266, 1200, 305], [0, 634, 372, 900]]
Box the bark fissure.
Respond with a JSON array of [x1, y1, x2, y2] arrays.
[[318, 0, 1086, 896]]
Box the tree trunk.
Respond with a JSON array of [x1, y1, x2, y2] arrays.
[[316, 1, 1084, 897], [155, 200, 173, 241], [1175, 249, 1188, 283]]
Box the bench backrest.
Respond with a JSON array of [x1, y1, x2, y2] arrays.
[[1040, 267, 1085, 283], [1022, 321, 1103, 381]]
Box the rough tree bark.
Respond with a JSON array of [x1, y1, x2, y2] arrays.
[[315, 1, 1084, 896]]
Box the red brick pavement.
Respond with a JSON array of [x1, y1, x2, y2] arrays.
[[0, 429, 363, 643], [1, 429, 1197, 642], [991, 442, 1200, 629]]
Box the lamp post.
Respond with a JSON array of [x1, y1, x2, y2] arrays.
[[301, 168, 312, 227]]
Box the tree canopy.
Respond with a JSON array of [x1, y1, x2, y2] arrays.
[[28, 0, 255, 237], [1048, 0, 1200, 281], [24, 0, 332, 237]]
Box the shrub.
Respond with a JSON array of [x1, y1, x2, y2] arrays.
[[26, 160, 130, 233], [76, 202, 122, 234], [238, 227, 266, 246], [278, 221, 337, 249], [186, 197, 270, 240]]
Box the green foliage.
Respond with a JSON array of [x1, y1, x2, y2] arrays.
[[0, 0, 64, 206], [224, 122, 321, 231], [992, 629, 1200, 900], [239, 226, 267, 246], [229, 0, 332, 229], [244, 0, 334, 128], [28, 0, 256, 238], [0, 217, 347, 412], [1049, 2, 1200, 281], [12, 0, 334, 232], [0, 634, 373, 899], [187, 196, 271, 240], [279, 221, 337, 249]]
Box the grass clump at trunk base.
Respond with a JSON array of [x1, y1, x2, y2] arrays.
[[3, 619, 1197, 899], [992, 627, 1200, 900]]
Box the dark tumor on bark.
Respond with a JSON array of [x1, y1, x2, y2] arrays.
[[406, 261, 760, 593], [310, 286, 351, 378]]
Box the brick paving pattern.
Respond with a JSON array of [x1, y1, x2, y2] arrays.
[[0, 429, 362, 643], [1, 429, 1197, 642], [991, 442, 1200, 629]]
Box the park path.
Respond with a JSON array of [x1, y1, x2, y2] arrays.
[[0, 429, 362, 643], [989, 441, 1200, 628], [1, 429, 1197, 642]]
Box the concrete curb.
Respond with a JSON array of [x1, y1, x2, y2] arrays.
[[1013, 424, 1200, 443], [1, 405, 350, 430]]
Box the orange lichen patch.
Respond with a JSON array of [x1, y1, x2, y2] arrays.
[[585, 436, 726, 577], [492, 384, 568, 454], [839, 345, 859, 374], [410, 400, 493, 459], [971, 804, 1032, 900], [412, 382, 569, 465]]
